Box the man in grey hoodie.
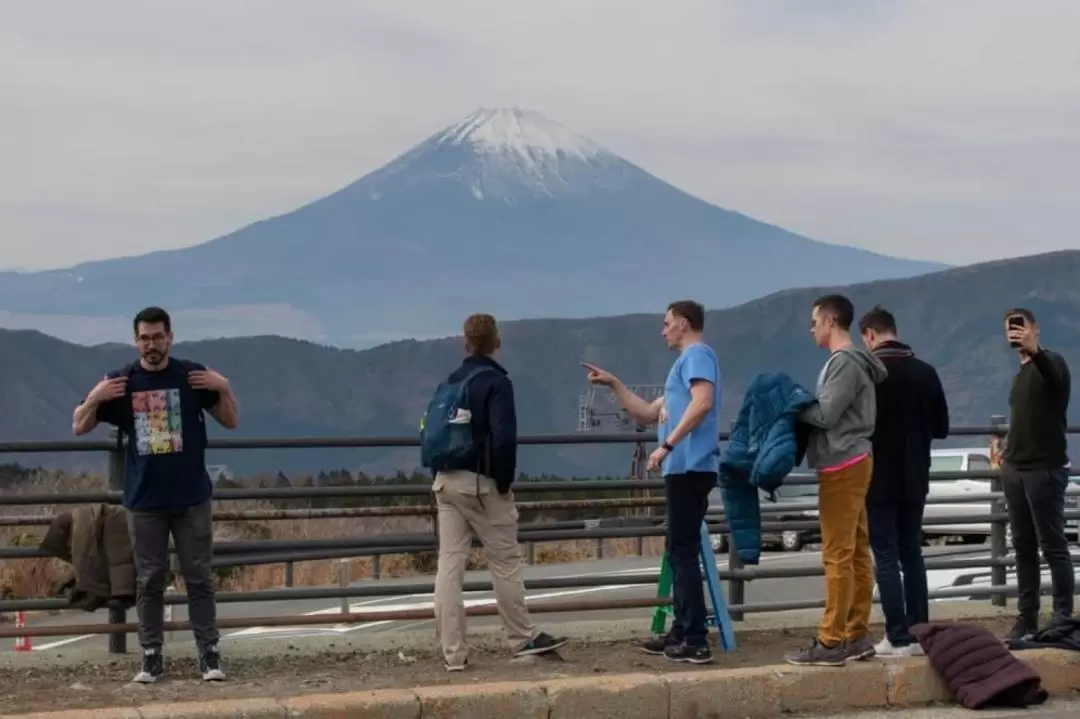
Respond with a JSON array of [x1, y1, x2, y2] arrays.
[[785, 294, 888, 668]]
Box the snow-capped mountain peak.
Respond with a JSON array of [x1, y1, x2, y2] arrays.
[[436, 107, 605, 163]]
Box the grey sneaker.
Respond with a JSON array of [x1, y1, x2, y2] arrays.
[[845, 635, 876, 662], [784, 639, 847, 667]]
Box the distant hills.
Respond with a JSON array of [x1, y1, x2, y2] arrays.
[[1, 249, 1076, 479], [0, 107, 944, 348]]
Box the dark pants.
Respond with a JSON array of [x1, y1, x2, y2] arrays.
[[127, 500, 219, 654], [867, 499, 928, 647], [1001, 464, 1074, 622], [664, 471, 716, 648]]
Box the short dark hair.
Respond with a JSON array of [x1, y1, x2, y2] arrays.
[[133, 306, 171, 334], [858, 305, 897, 335], [812, 294, 854, 331], [1004, 307, 1036, 324], [667, 300, 705, 332], [463, 313, 499, 356]]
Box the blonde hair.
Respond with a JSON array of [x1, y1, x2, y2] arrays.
[[464, 313, 500, 356]]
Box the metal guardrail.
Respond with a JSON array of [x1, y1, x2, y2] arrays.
[[2, 419, 1079, 652]]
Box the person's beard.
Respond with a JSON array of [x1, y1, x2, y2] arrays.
[[142, 347, 167, 366]]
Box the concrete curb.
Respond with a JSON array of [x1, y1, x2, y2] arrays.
[[4, 648, 1079, 718]]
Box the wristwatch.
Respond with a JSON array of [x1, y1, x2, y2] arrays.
[[662, 441, 675, 452]]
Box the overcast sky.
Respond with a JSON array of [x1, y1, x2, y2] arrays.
[[3, 0, 1078, 270]]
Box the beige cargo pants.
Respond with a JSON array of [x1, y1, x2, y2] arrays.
[[433, 470, 538, 666]]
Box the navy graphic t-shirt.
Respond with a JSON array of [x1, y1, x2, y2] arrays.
[[93, 358, 219, 511]]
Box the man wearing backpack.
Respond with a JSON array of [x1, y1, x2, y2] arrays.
[[72, 306, 239, 684], [423, 313, 567, 671]]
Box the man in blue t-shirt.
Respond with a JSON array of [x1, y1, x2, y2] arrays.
[[73, 306, 239, 684], [583, 299, 721, 664]]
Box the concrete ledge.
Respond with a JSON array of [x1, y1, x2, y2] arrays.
[[5, 649, 1078, 719]]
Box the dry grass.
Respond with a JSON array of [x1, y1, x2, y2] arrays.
[[1, 473, 665, 601]]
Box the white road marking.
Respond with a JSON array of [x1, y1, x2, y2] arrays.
[[31, 634, 95, 651], [228, 584, 636, 638]]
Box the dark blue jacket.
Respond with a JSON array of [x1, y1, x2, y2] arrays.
[[719, 372, 815, 564], [441, 355, 518, 493]]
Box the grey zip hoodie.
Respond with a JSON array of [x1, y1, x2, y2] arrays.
[[799, 345, 888, 470]]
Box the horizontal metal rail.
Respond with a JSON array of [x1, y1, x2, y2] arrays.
[[3, 422, 1060, 455], [0, 576, 1064, 640], [0, 469, 1023, 507], [6, 509, 1077, 561]]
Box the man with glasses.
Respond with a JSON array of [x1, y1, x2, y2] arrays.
[[73, 306, 239, 684]]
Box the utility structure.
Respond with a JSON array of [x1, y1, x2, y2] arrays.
[[578, 383, 664, 518]]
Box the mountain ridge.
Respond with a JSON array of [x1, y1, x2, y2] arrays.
[[0, 249, 1074, 481]]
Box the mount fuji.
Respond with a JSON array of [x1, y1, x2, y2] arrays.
[[0, 108, 946, 347]]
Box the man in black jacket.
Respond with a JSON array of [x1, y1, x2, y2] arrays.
[[430, 313, 567, 671], [859, 306, 949, 656], [1001, 307, 1074, 640]]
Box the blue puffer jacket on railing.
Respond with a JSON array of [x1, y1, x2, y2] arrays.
[[719, 373, 816, 564]]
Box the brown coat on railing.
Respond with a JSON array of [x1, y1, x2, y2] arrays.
[[913, 621, 1048, 709], [39, 504, 136, 612]]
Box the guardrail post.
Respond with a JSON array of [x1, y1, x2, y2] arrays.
[[726, 540, 745, 621], [337, 559, 349, 615], [989, 414, 1008, 608], [372, 554, 381, 579], [284, 562, 294, 587], [107, 429, 127, 654]]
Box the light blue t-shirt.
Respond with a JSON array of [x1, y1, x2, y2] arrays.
[[658, 342, 722, 476]]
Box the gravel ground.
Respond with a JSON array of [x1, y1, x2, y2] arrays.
[[0, 616, 1018, 715]]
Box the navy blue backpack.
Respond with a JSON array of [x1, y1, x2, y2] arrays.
[[420, 367, 495, 472]]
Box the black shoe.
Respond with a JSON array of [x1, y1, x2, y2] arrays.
[[641, 632, 682, 656], [514, 632, 568, 658], [133, 648, 164, 684], [200, 645, 225, 681], [784, 639, 847, 667], [663, 641, 713, 664], [845, 634, 877, 662], [1007, 617, 1037, 642]]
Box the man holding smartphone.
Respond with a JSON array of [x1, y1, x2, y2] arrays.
[[1001, 307, 1074, 640]]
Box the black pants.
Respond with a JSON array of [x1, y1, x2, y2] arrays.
[[127, 500, 219, 653], [867, 499, 928, 647], [664, 471, 717, 648], [1001, 463, 1074, 622]]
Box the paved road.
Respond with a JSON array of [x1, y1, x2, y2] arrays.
[[4, 545, 1010, 654], [818, 697, 1080, 718]]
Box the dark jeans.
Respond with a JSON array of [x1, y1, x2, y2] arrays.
[[1001, 464, 1075, 622], [867, 499, 928, 647], [664, 471, 716, 648], [127, 500, 219, 654]]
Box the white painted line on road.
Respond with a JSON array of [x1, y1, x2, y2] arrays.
[[32, 634, 95, 651], [229, 583, 640, 639]]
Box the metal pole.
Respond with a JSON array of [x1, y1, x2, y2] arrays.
[[989, 414, 1008, 607], [107, 429, 127, 654], [284, 562, 294, 588], [724, 419, 744, 621], [338, 560, 349, 615]]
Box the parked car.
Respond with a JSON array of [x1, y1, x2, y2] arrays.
[[708, 482, 820, 553], [924, 448, 1078, 545]]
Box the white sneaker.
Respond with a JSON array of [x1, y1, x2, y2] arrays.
[[874, 637, 923, 657]]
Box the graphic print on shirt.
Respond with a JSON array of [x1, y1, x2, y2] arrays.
[[131, 389, 184, 456]]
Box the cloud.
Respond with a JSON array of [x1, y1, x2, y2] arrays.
[[1, 0, 1078, 268]]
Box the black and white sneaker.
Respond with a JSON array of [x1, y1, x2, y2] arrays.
[[663, 641, 713, 664], [641, 631, 682, 656], [200, 645, 225, 681], [444, 658, 468, 672], [513, 632, 568, 658], [133, 648, 164, 683]]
